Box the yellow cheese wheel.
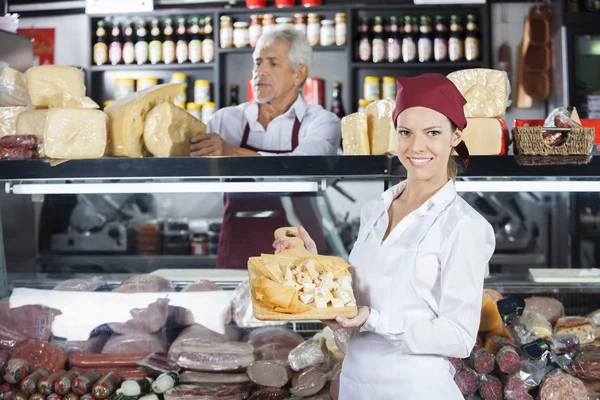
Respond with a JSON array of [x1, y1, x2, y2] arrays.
[[480, 297, 502, 332]]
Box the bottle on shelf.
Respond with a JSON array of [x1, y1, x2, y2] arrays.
[[357, 16, 371, 62], [162, 18, 176, 64], [387, 16, 401, 63], [418, 16, 433, 63], [229, 84, 240, 106], [135, 20, 149, 65], [108, 20, 123, 65], [465, 14, 480, 61], [148, 18, 162, 65], [122, 20, 136, 65], [371, 16, 386, 63], [402, 16, 416, 63], [448, 15, 464, 62], [330, 81, 346, 119], [93, 20, 108, 66], [335, 13, 347, 46], [176, 18, 188, 64], [307, 13, 321, 46], [433, 15, 448, 62], [250, 14, 263, 48], [188, 18, 202, 64], [203, 17, 215, 63], [220, 16, 234, 49]]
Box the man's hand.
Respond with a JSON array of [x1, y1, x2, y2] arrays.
[[190, 133, 233, 157], [321, 306, 370, 330]]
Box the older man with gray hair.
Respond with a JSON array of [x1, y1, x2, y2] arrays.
[[189, 25, 341, 157]]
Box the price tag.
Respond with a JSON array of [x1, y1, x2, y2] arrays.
[[85, 0, 153, 14]]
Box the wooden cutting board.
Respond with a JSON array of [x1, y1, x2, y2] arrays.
[[249, 227, 358, 321]]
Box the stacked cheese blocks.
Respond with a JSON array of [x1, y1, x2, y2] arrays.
[[0, 65, 206, 159], [447, 68, 511, 156], [341, 98, 397, 156]]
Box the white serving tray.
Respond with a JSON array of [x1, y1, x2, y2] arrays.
[[529, 268, 600, 283]]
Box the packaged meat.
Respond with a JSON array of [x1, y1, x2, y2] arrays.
[[175, 281, 232, 326], [290, 367, 327, 398], [554, 317, 596, 345], [496, 346, 521, 374], [332, 328, 352, 355], [55, 370, 83, 395], [11, 342, 67, 373], [38, 371, 67, 395], [3, 359, 30, 384], [108, 275, 173, 335], [519, 358, 551, 388], [0, 148, 36, 160], [0, 300, 59, 341], [470, 348, 495, 374], [137, 352, 179, 374], [0, 135, 38, 149], [448, 357, 464, 374], [248, 388, 287, 400], [454, 367, 479, 396], [0, 324, 28, 350], [52, 278, 107, 292], [543, 106, 581, 128], [503, 374, 531, 400], [167, 325, 228, 361], [288, 337, 329, 372], [288, 389, 332, 400], [246, 360, 292, 388], [330, 369, 340, 400], [63, 394, 80, 400], [151, 372, 179, 394], [0, 384, 17, 400], [178, 371, 250, 385], [521, 310, 553, 339], [548, 333, 580, 355], [28, 393, 45, 400], [573, 345, 600, 380], [69, 352, 147, 368], [72, 371, 102, 395], [524, 297, 564, 326], [231, 280, 285, 328], [52, 335, 110, 355], [163, 384, 248, 400], [77, 367, 148, 381], [91, 372, 122, 399], [177, 341, 255, 372], [248, 327, 305, 361], [20, 369, 48, 395], [116, 378, 153, 396], [80, 395, 93, 400], [484, 336, 515, 355], [13, 392, 27, 400], [479, 375, 502, 400], [539, 371, 588, 400], [101, 333, 167, 355]]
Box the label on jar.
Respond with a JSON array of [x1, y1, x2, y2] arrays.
[[307, 23, 320, 46], [220, 27, 233, 48], [358, 39, 371, 61], [335, 23, 347, 46], [109, 42, 122, 65], [382, 81, 396, 99], [294, 23, 307, 37], [434, 38, 448, 61], [135, 41, 148, 64], [233, 29, 249, 48], [402, 38, 416, 62], [176, 40, 188, 63], [372, 38, 385, 62], [163, 40, 175, 64], [387, 40, 401, 62], [249, 24, 262, 47], [195, 87, 211, 105], [465, 37, 479, 61], [418, 38, 432, 62], [449, 38, 463, 61], [320, 26, 335, 47], [149, 40, 162, 64], [123, 42, 135, 64], [189, 39, 202, 63], [93, 42, 107, 65], [202, 39, 215, 62], [364, 81, 380, 102]]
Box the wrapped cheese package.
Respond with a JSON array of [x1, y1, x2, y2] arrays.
[[25, 66, 86, 109], [0, 67, 28, 107], [16, 110, 48, 138], [458, 118, 509, 156], [447, 69, 511, 118], [43, 108, 107, 159], [143, 101, 206, 157], [0, 106, 26, 137], [366, 98, 396, 155], [48, 92, 99, 109], [105, 83, 180, 158], [341, 112, 369, 155]]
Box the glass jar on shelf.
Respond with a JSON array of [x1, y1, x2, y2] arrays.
[[194, 80, 211, 105], [233, 21, 250, 48], [114, 78, 135, 100], [335, 13, 347, 46], [249, 14, 263, 47], [307, 13, 321, 46], [320, 19, 335, 47], [294, 13, 307, 36], [220, 16, 234, 48], [262, 14, 276, 35], [136, 77, 158, 92], [186, 102, 201, 120], [276, 17, 294, 27], [202, 102, 216, 125], [363, 76, 380, 102]]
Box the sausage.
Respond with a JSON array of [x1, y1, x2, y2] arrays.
[[20, 369, 48, 395], [246, 361, 291, 388], [62, 394, 78, 400], [0, 136, 38, 150], [71, 372, 101, 395], [554, 114, 580, 128], [479, 375, 503, 400], [136, 353, 179, 374], [448, 357, 464, 374], [496, 346, 521, 374], [0, 148, 36, 160], [29, 393, 46, 400], [0, 384, 17, 400], [454, 367, 479, 396], [78, 395, 93, 400], [248, 388, 287, 400], [503, 375, 530, 400], [68, 353, 147, 369], [54, 370, 82, 395], [37, 371, 67, 395], [4, 359, 31, 384], [76, 368, 148, 381], [116, 378, 152, 396], [151, 372, 179, 394], [11, 342, 67, 374], [470, 348, 495, 374], [91, 372, 121, 399], [13, 392, 27, 400], [540, 372, 588, 400], [525, 297, 564, 326]]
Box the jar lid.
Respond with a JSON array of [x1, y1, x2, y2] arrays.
[[138, 77, 158, 82], [117, 78, 135, 83], [358, 99, 370, 106], [321, 19, 334, 25], [187, 102, 201, 110], [204, 102, 216, 107], [195, 79, 210, 85], [365, 76, 380, 82], [233, 21, 249, 28], [294, 13, 307, 18], [104, 100, 114, 107], [171, 72, 187, 80], [382, 76, 396, 82], [276, 17, 293, 24], [220, 16, 232, 21]]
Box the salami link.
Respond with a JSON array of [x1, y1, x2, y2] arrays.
[[68, 353, 147, 369], [54, 371, 82, 395], [3, 359, 30, 384], [47, 395, 63, 400], [454, 368, 479, 395], [62, 394, 79, 400], [11, 342, 67, 374], [496, 346, 521, 374], [29, 393, 46, 400], [38, 371, 67, 395], [470, 348, 495, 374], [539, 372, 588, 400], [0, 136, 38, 150], [71, 372, 101, 395], [479, 375, 503, 400], [91, 372, 122, 399], [20, 369, 48, 395], [0, 148, 36, 160]]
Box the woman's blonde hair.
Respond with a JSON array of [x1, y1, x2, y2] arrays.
[[448, 121, 458, 181]]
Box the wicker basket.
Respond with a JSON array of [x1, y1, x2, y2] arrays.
[[512, 126, 595, 156], [515, 154, 593, 166]]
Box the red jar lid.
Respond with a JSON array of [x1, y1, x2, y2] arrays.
[[246, 0, 266, 9], [275, 0, 295, 7], [302, 0, 322, 6]]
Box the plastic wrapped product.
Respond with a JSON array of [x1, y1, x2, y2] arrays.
[[365, 98, 396, 155], [0, 135, 38, 149], [69, 352, 147, 368], [151, 372, 179, 394], [288, 389, 332, 400], [496, 346, 521, 374], [470, 348, 495, 374], [521, 310, 553, 339], [231, 280, 286, 328], [503, 374, 531, 400], [0, 106, 26, 137], [11, 342, 67, 373], [178, 371, 250, 385], [519, 358, 551, 388], [246, 360, 292, 388], [176, 341, 255, 372], [20, 369, 49, 395], [137, 352, 179, 375], [341, 112, 369, 155], [248, 327, 305, 361], [454, 367, 479, 396], [3, 359, 30, 384], [539, 371, 588, 400], [143, 101, 206, 157], [448, 357, 464, 374], [0, 67, 28, 106], [554, 317, 596, 345], [101, 333, 167, 355], [524, 297, 564, 326], [91, 371, 122, 399], [54, 370, 83, 395], [0, 147, 36, 160], [0, 384, 18, 400], [248, 388, 287, 400], [52, 334, 111, 355], [548, 333, 580, 355], [573, 345, 600, 380], [0, 325, 27, 351], [116, 377, 153, 396], [38, 370, 68, 395], [479, 375, 502, 400], [447, 68, 511, 118], [25, 66, 85, 108], [48, 92, 99, 109], [175, 280, 230, 326], [77, 368, 148, 381], [15, 110, 48, 140], [290, 367, 327, 398], [53, 278, 107, 292], [43, 108, 107, 159], [483, 289, 503, 302], [167, 325, 229, 361], [288, 337, 329, 372], [163, 384, 248, 400], [332, 328, 352, 355], [484, 336, 515, 355], [72, 371, 102, 395]]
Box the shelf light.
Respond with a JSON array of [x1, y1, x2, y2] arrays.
[[455, 180, 600, 193], [6, 180, 326, 195]]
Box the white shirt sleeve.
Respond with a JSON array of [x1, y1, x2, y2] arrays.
[[361, 217, 495, 359]]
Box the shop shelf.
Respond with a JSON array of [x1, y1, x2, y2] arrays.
[[89, 63, 215, 72], [350, 60, 485, 69]]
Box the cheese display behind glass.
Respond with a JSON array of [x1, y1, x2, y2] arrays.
[[460, 118, 510, 155], [43, 109, 108, 159], [0, 67, 28, 107], [341, 112, 369, 155], [0, 106, 25, 137], [25, 66, 86, 109], [447, 68, 510, 118]]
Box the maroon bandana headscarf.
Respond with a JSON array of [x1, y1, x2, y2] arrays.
[[391, 73, 470, 167]]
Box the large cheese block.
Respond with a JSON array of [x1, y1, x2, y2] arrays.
[[16, 110, 49, 138], [341, 112, 369, 155], [26, 66, 86, 109], [366, 98, 396, 155], [0, 106, 26, 137], [456, 118, 509, 156], [49, 92, 99, 109], [105, 83, 180, 158], [0, 67, 28, 106], [447, 69, 510, 118], [44, 108, 107, 159], [143, 101, 206, 157]]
